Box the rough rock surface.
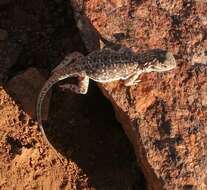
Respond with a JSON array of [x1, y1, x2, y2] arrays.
[[0, 87, 83, 190], [70, 0, 207, 189], [100, 64, 207, 189], [7, 67, 51, 121]]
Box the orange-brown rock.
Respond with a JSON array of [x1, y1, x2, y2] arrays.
[[70, 0, 207, 189], [100, 64, 207, 189], [0, 87, 83, 190], [6, 67, 51, 121]]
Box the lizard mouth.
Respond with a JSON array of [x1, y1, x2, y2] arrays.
[[153, 64, 175, 72], [154, 52, 176, 72]]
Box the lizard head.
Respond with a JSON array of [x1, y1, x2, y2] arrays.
[[146, 51, 177, 73]]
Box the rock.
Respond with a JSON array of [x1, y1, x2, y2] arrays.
[[0, 29, 8, 49], [54, 0, 63, 4], [192, 49, 207, 65], [0, 0, 10, 6], [0, 87, 82, 190], [199, 16, 207, 26], [0, 41, 22, 82], [70, 0, 100, 52], [6, 67, 51, 121], [70, 0, 207, 189], [100, 64, 207, 189], [155, 0, 183, 15], [0, 29, 8, 42]]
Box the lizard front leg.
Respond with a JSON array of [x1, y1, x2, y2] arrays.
[[124, 71, 142, 86], [59, 75, 89, 94], [52, 52, 85, 73]]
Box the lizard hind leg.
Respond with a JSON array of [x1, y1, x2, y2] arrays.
[[52, 52, 85, 73], [59, 75, 89, 94]]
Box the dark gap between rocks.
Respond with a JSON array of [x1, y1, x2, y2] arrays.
[[48, 80, 147, 189]]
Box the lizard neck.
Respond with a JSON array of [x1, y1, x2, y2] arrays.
[[133, 49, 167, 66]]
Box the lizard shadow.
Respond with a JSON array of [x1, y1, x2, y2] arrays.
[[48, 80, 146, 189]]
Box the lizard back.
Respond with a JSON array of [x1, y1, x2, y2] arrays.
[[84, 49, 170, 82]]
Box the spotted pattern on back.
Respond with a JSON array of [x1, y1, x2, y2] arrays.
[[84, 49, 169, 82]]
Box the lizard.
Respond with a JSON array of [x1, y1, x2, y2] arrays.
[[36, 47, 177, 164]]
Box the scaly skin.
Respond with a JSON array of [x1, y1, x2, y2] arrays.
[[36, 48, 176, 164]]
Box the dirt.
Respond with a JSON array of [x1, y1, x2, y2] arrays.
[[0, 0, 145, 190]]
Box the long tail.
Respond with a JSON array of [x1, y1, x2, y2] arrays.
[[36, 72, 74, 164]]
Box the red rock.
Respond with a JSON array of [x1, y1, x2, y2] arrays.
[[71, 0, 207, 189], [6, 67, 51, 121]]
